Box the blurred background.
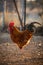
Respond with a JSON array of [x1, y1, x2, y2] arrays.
[[0, 0, 43, 35], [0, 0, 43, 65]]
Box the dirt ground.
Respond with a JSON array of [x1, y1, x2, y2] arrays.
[[0, 33, 43, 65]]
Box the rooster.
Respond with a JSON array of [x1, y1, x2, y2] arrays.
[[8, 22, 41, 49]]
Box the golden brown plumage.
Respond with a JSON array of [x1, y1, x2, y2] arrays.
[[9, 22, 41, 49], [9, 22, 33, 49], [10, 27, 32, 49]]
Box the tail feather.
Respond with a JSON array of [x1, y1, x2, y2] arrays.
[[24, 22, 41, 33], [30, 22, 41, 25]]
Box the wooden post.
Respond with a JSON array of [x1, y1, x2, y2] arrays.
[[2, 0, 6, 28], [4, 0, 6, 22], [21, 0, 26, 29]]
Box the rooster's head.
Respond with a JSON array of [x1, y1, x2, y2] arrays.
[[8, 22, 14, 32], [9, 22, 14, 27]]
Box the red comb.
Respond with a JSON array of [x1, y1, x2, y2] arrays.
[[9, 22, 14, 27]]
